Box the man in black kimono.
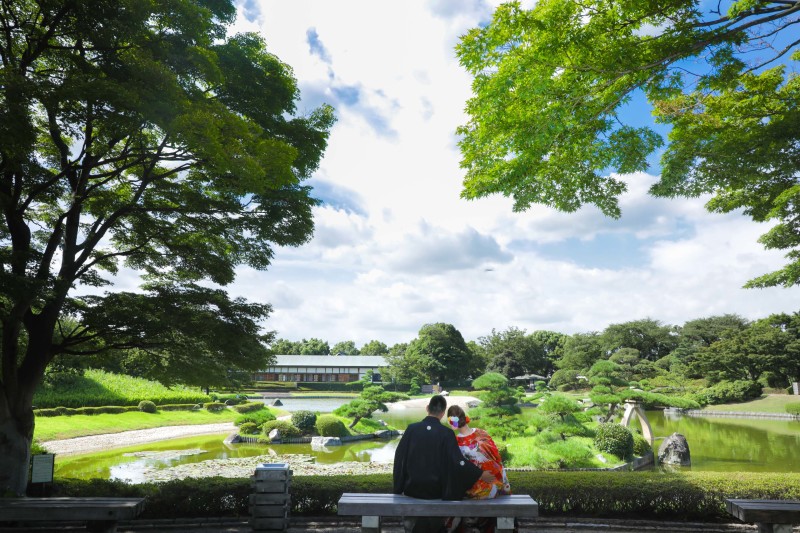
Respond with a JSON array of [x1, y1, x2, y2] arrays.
[[393, 395, 494, 532]]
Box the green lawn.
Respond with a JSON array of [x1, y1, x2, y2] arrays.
[[704, 394, 799, 413], [35, 409, 238, 441]]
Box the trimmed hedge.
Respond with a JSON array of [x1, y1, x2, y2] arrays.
[[203, 402, 227, 412], [693, 380, 763, 406], [45, 471, 800, 521], [232, 402, 265, 414], [34, 405, 139, 417], [158, 404, 199, 411]]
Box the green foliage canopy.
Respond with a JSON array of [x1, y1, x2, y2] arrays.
[[457, 0, 800, 287], [0, 0, 333, 494]]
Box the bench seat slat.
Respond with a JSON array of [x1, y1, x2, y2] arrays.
[[726, 499, 800, 525], [338, 493, 538, 518], [0, 497, 145, 522]]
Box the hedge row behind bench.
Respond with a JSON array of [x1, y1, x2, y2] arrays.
[[44, 471, 800, 522]]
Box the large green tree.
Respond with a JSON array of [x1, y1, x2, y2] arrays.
[[457, 0, 800, 286], [401, 323, 477, 385], [331, 340, 360, 355], [479, 326, 552, 377], [693, 313, 800, 384], [360, 339, 388, 356], [601, 318, 679, 362], [0, 0, 333, 494]]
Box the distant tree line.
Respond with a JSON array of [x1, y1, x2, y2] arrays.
[[271, 311, 800, 391]]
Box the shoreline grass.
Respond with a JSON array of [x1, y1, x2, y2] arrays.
[[35, 409, 238, 441], [701, 394, 799, 414]]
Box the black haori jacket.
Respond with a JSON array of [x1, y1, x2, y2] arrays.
[[393, 415, 482, 500]]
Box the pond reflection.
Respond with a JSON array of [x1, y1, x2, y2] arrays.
[[54, 404, 800, 481]]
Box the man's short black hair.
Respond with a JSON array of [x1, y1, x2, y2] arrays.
[[427, 394, 447, 415]]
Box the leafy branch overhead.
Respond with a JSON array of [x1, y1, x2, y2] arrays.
[[457, 0, 800, 287]]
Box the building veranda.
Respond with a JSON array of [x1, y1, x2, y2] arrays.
[[253, 355, 387, 384]]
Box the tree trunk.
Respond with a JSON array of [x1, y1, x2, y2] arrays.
[[348, 416, 362, 429], [0, 409, 33, 496], [602, 402, 618, 423]]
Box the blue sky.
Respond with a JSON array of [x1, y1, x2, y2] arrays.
[[214, 0, 800, 347]]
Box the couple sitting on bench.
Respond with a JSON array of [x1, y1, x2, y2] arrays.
[[393, 395, 513, 533]]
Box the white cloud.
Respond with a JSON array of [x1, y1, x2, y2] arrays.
[[191, 1, 800, 346]]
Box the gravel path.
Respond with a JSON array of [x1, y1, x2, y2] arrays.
[[42, 422, 236, 455]]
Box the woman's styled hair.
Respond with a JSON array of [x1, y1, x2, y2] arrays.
[[446, 405, 468, 428]]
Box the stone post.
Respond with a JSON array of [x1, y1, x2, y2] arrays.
[[792, 382, 799, 395], [250, 462, 292, 532]]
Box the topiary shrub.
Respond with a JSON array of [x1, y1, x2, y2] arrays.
[[158, 404, 198, 411], [593, 423, 634, 459], [232, 402, 265, 414], [315, 414, 348, 438], [138, 400, 157, 413], [633, 434, 652, 456], [262, 420, 301, 440], [291, 410, 317, 433], [204, 402, 227, 412], [238, 422, 259, 435], [694, 380, 762, 405], [409, 377, 421, 395], [235, 410, 276, 427], [786, 402, 800, 415]]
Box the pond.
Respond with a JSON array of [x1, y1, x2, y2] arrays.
[[646, 410, 800, 472], [258, 397, 352, 412], [54, 403, 800, 482]]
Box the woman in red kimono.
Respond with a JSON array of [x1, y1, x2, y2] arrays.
[[444, 405, 512, 533]]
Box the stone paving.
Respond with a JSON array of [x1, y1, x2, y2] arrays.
[[110, 516, 773, 532]]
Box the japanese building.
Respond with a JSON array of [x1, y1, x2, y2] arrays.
[[253, 355, 388, 383]]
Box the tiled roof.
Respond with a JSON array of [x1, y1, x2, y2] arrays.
[[268, 355, 387, 368]]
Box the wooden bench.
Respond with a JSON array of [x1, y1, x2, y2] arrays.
[[337, 493, 538, 533], [726, 499, 800, 533], [0, 497, 145, 532]]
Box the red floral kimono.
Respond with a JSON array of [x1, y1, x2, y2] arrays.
[[445, 428, 513, 533], [457, 428, 511, 499]]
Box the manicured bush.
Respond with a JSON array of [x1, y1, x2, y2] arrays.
[[408, 377, 421, 395], [632, 434, 652, 456], [291, 410, 317, 432], [238, 422, 259, 435], [234, 409, 276, 427], [593, 423, 634, 459], [262, 420, 301, 440], [786, 402, 800, 415], [232, 402, 265, 414], [158, 404, 198, 411], [694, 380, 763, 405], [315, 414, 348, 438], [210, 393, 247, 405], [138, 400, 157, 413], [203, 402, 227, 412]]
